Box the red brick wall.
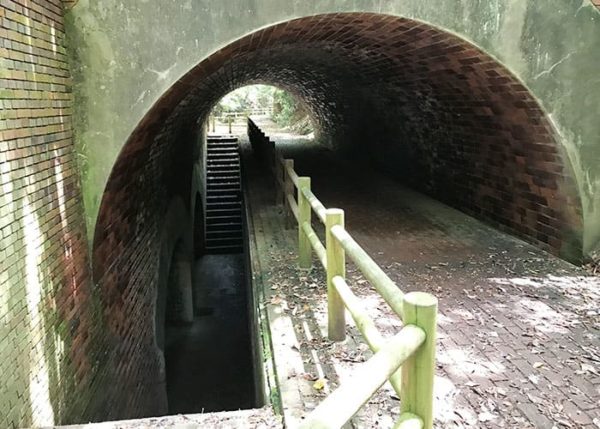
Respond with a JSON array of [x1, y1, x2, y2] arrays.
[[92, 115, 196, 418], [0, 0, 106, 427]]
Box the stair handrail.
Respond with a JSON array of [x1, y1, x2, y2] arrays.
[[247, 119, 438, 429]]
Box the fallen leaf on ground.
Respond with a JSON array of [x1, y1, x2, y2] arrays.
[[313, 378, 327, 390]]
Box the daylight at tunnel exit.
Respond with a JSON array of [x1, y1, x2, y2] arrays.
[[0, 1, 599, 429]]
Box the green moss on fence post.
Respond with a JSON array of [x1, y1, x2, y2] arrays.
[[326, 208, 346, 341], [401, 292, 438, 429], [298, 177, 312, 268]]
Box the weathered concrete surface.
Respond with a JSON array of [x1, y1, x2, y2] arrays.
[[44, 407, 281, 429], [64, 1, 600, 257], [245, 132, 600, 428]]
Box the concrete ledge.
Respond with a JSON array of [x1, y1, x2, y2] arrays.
[[44, 408, 280, 429]]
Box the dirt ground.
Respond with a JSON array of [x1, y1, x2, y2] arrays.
[[244, 122, 600, 429]]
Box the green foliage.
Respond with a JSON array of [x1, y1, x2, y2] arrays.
[[272, 89, 313, 134], [213, 85, 313, 134], [215, 85, 276, 113], [272, 89, 298, 126]]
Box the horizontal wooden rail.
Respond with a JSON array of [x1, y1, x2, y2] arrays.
[[332, 276, 402, 396], [298, 325, 425, 429], [331, 224, 405, 318], [301, 186, 327, 223], [302, 222, 327, 268], [286, 162, 299, 186], [287, 193, 299, 221]]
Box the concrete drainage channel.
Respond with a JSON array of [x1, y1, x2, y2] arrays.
[[45, 137, 284, 428], [162, 136, 282, 422]]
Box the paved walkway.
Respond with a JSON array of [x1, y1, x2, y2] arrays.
[[245, 130, 600, 428]]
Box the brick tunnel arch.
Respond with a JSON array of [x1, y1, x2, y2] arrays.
[[90, 12, 584, 418]]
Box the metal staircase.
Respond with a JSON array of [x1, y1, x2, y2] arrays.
[[205, 136, 244, 254]]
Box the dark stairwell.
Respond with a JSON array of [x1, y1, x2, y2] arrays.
[[205, 137, 244, 254], [163, 136, 256, 414]]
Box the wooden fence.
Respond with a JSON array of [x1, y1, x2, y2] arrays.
[[248, 119, 438, 429]]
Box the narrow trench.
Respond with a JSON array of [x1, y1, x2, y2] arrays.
[[162, 136, 257, 414]]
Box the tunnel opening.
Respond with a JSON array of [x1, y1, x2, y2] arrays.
[[92, 11, 585, 422], [207, 85, 315, 139]]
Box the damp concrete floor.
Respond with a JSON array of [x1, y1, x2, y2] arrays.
[[243, 123, 600, 429], [164, 254, 256, 414]]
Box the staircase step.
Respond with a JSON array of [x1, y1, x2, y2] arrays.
[[207, 167, 240, 172], [206, 229, 243, 239], [207, 159, 239, 165], [207, 180, 240, 185], [207, 157, 239, 163], [207, 140, 237, 144], [207, 157, 239, 162], [206, 186, 240, 192], [207, 152, 238, 157], [204, 244, 244, 254], [208, 171, 241, 178], [207, 175, 240, 181], [207, 150, 238, 155], [205, 201, 241, 209], [206, 216, 242, 225], [207, 198, 240, 205], [207, 145, 238, 150], [206, 135, 237, 143], [207, 147, 239, 152], [207, 222, 243, 231], [207, 162, 240, 168], [207, 167, 239, 173], [207, 178, 240, 184], [206, 182, 241, 191], [206, 193, 241, 200], [206, 208, 242, 216], [206, 236, 243, 245], [207, 139, 238, 144], [206, 192, 239, 197]]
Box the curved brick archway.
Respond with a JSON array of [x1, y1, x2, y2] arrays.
[[94, 12, 583, 270], [91, 12, 584, 418]]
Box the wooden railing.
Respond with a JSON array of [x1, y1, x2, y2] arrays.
[[208, 109, 274, 133], [248, 119, 438, 429]]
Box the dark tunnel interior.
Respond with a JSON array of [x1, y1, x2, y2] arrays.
[[90, 12, 584, 419]]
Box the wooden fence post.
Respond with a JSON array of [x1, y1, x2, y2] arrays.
[[326, 209, 346, 341], [284, 159, 294, 228], [269, 141, 278, 203], [297, 177, 311, 268], [401, 292, 437, 429]]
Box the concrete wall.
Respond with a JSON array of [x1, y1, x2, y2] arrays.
[[65, 0, 600, 258], [0, 2, 204, 425]]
